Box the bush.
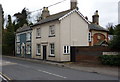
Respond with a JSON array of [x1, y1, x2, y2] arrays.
[[99, 55, 120, 66]]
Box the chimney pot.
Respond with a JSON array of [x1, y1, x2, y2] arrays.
[[41, 7, 50, 19], [92, 10, 99, 25], [70, 0, 78, 10]]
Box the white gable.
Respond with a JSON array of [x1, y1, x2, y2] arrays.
[[59, 9, 90, 24]]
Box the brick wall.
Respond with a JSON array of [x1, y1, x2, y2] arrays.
[[70, 46, 113, 62]]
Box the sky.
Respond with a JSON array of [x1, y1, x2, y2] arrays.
[[0, 0, 119, 28]]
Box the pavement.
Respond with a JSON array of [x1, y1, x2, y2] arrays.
[[2, 56, 119, 77]]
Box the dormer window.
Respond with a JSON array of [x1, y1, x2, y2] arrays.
[[49, 25, 55, 37], [36, 28, 41, 38]]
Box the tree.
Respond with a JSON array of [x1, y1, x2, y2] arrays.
[[14, 8, 32, 31], [2, 15, 15, 55], [106, 23, 115, 35], [2, 7, 4, 31], [110, 24, 120, 50]]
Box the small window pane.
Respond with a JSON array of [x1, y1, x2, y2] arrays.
[[50, 43, 55, 56], [26, 33, 31, 41], [63, 46, 70, 54], [89, 32, 91, 42], [37, 44, 41, 55], [49, 25, 55, 36], [36, 28, 41, 37], [26, 43, 31, 54]]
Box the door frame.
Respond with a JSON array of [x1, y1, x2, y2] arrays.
[[42, 45, 47, 60]]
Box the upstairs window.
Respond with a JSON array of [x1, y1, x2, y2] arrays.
[[36, 44, 41, 56], [16, 35, 20, 42], [88, 32, 92, 42], [26, 33, 31, 41], [36, 28, 41, 37], [63, 46, 70, 54], [50, 43, 55, 56], [49, 25, 55, 37]]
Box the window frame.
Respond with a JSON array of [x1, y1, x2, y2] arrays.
[[49, 25, 55, 37], [26, 42, 31, 54], [36, 28, 41, 38], [16, 35, 20, 42], [49, 43, 55, 56], [26, 32, 31, 41], [88, 32, 92, 42], [63, 46, 70, 54], [17, 43, 20, 54], [36, 44, 41, 56]]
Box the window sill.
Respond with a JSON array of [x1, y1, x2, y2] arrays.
[[48, 55, 55, 57], [36, 36, 41, 39], [36, 54, 41, 56], [17, 53, 20, 54], [26, 53, 31, 54], [49, 35, 55, 37], [26, 39, 31, 41], [63, 53, 70, 55]]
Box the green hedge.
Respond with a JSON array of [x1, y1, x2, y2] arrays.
[[99, 55, 120, 66]]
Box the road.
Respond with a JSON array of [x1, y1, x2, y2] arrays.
[[1, 56, 118, 80]]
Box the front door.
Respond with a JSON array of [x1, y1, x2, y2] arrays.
[[43, 46, 47, 60]]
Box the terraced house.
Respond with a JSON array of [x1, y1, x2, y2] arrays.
[[15, 24, 32, 58]]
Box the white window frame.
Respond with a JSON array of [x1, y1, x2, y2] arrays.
[[26, 42, 31, 54], [50, 43, 55, 56], [36, 28, 41, 37], [49, 25, 55, 36], [26, 32, 31, 41], [88, 32, 92, 42], [17, 43, 20, 54], [63, 46, 70, 54], [36, 44, 41, 56], [16, 35, 20, 42]]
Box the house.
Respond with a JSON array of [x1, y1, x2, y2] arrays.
[[89, 10, 108, 46], [31, 0, 108, 62], [15, 24, 32, 58]]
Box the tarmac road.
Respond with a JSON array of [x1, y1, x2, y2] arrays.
[[2, 56, 119, 80]]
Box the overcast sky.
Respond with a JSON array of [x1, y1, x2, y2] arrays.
[[0, 0, 119, 28]]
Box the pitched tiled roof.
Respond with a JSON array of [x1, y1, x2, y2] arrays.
[[89, 24, 108, 32], [32, 9, 71, 27], [16, 24, 32, 33], [31, 8, 108, 32]]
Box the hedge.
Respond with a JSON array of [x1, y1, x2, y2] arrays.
[[99, 55, 120, 66]]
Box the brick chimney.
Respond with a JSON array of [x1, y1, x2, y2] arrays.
[[70, 0, 78, 10], [41, 7, 50, 19], [92, 10, 99, 25]]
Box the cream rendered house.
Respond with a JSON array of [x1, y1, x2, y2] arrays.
[[31, 0, 108, 62], [32, 0, 90, 62]]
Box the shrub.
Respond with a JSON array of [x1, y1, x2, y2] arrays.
[[99, 55, 120, 66]]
